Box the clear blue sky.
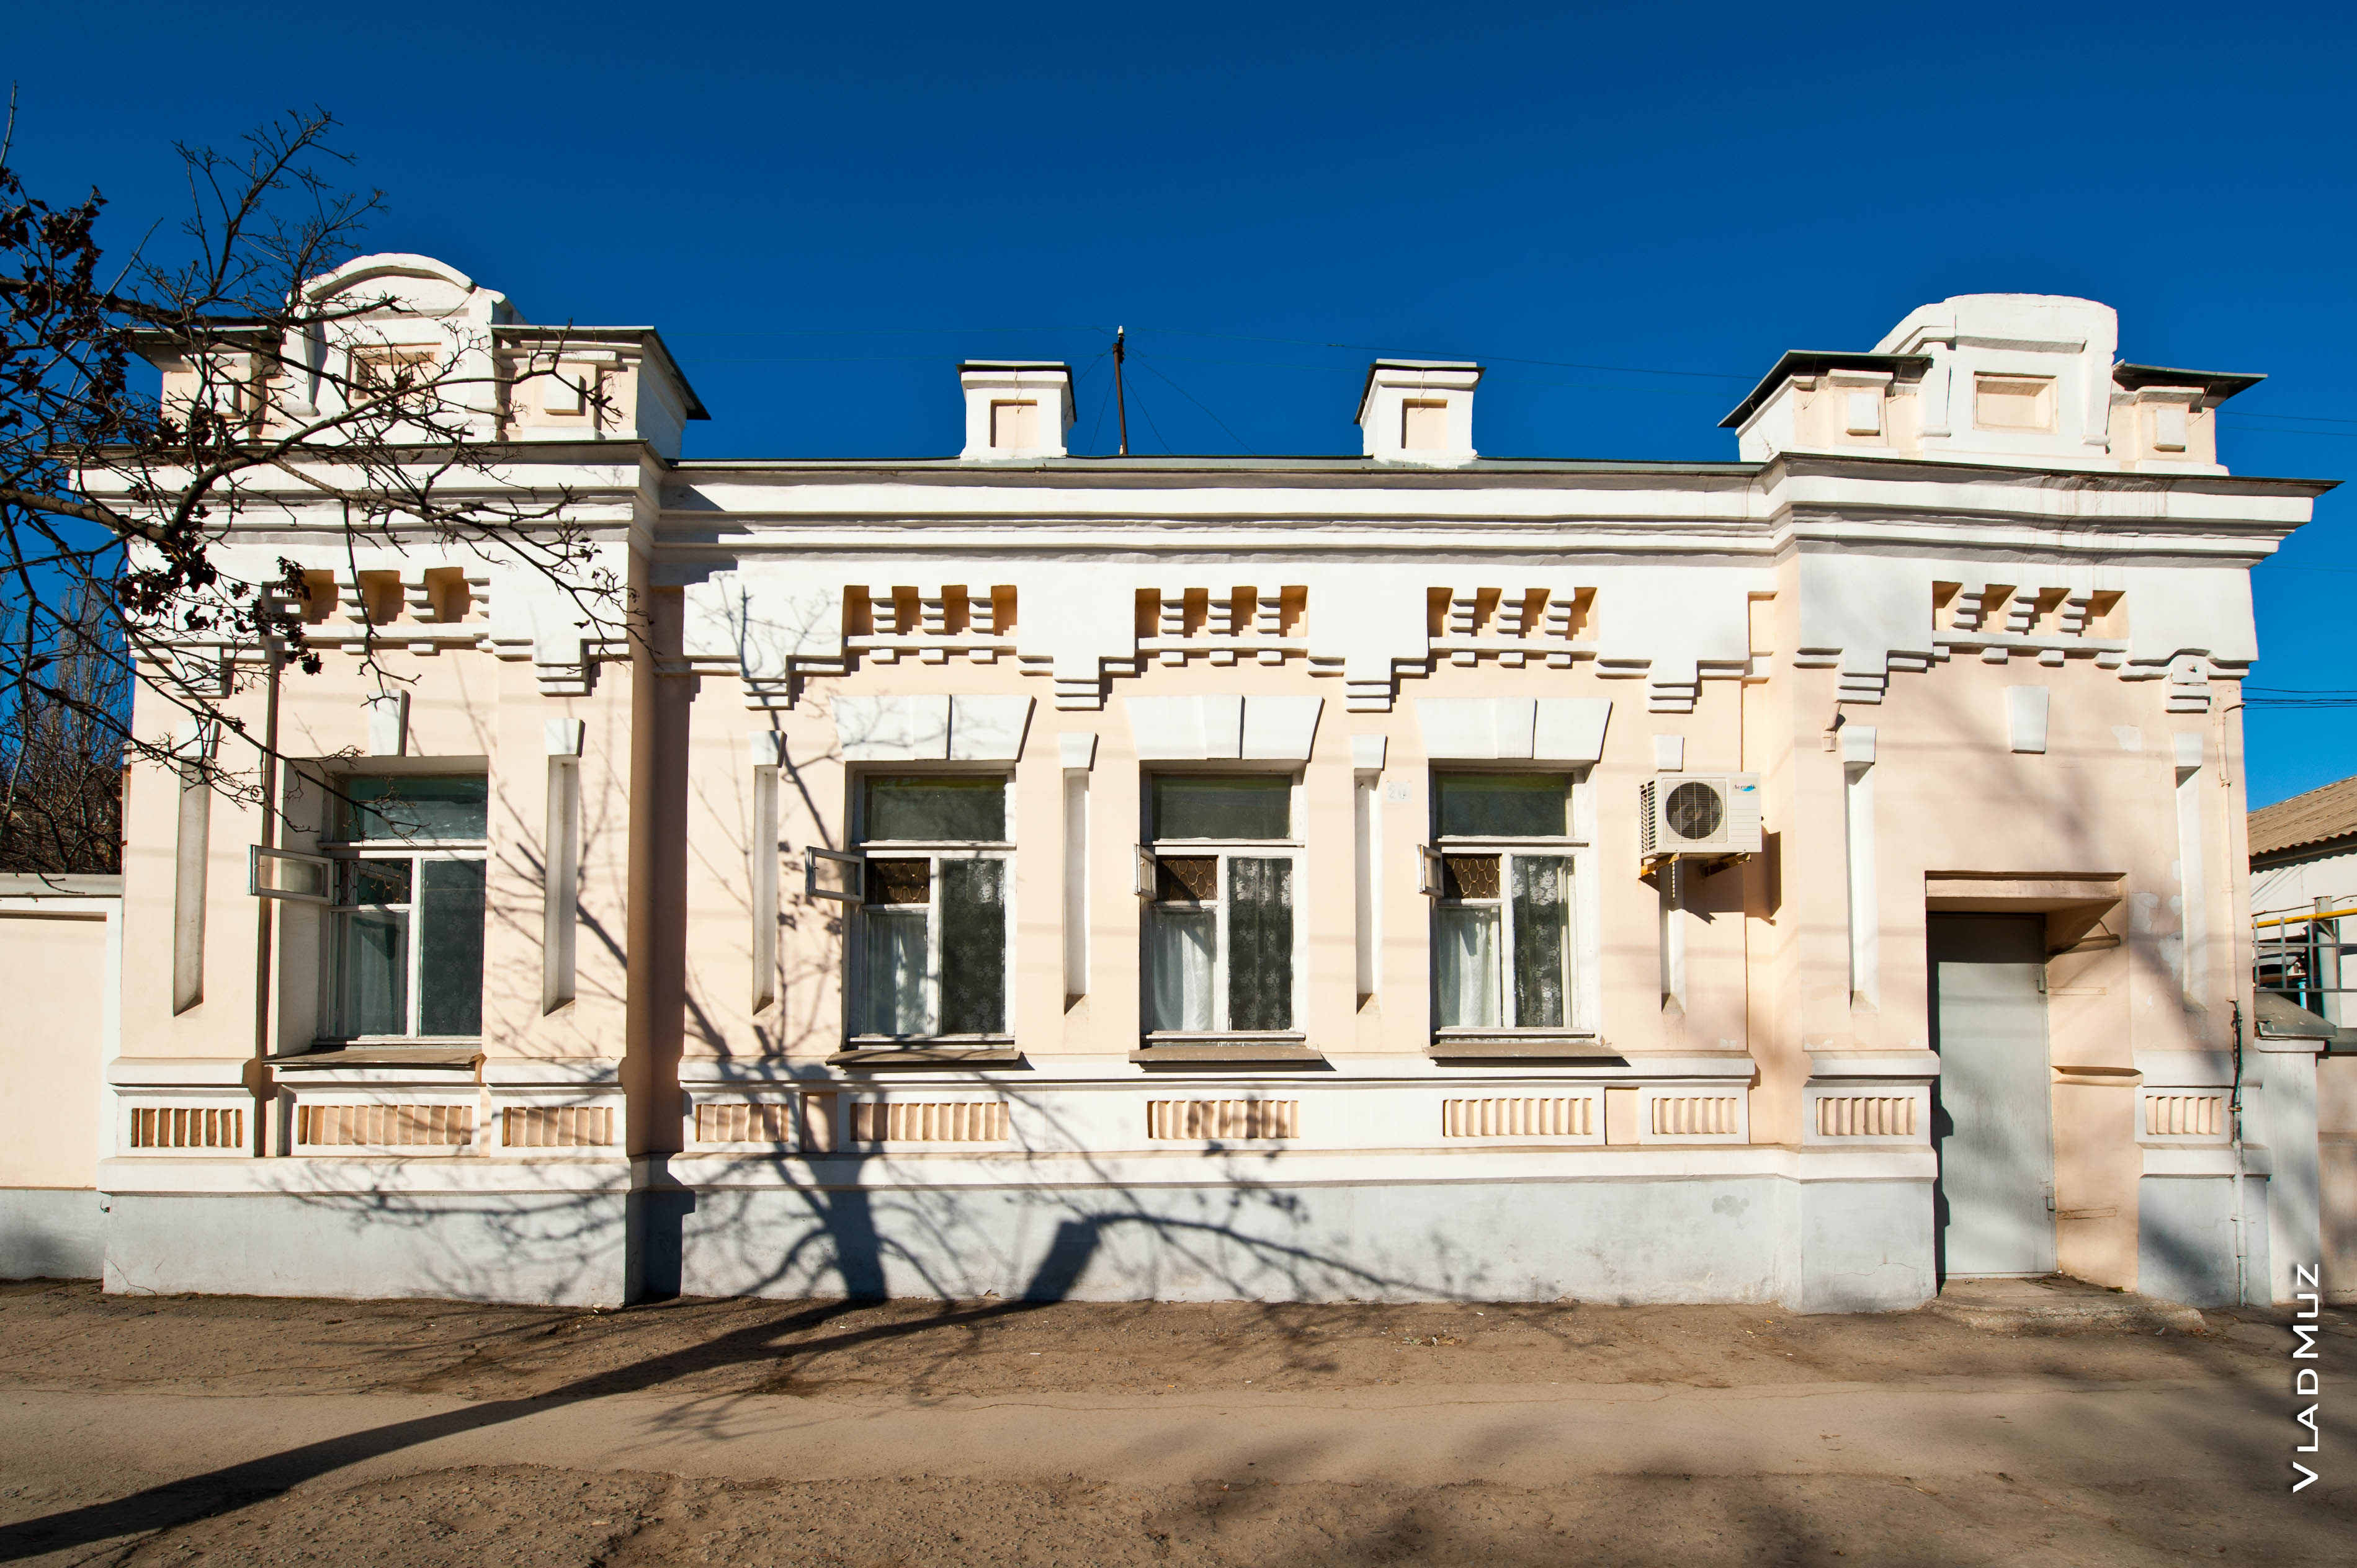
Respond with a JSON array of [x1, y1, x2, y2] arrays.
[[10, 1, 2353, 805]]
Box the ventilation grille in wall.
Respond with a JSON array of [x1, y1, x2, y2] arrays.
[[1651, 1096, 1742, 1138], [1441, 1097, 1593, 1138], [2146, 1094, 2225, 1138], [694, 1102, 795, 1145], [1815, 1097, 1917, 1138], [129, 1106, 244, 1150], [848, 1100, 1009, 1143], [296, 1103, 475, 1147], [1147, 1100, 1299, 1141], [503, 1106, 613, 1148]]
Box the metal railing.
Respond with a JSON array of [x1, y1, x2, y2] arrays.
[[2252, 898, 2357, 1017]]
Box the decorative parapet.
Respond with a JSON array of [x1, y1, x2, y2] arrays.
[[1643, 1091, 1748, 1141], [127, 539, 635, 699], [501, 1106, 616, 1149], [1802, 1051, 1938, 1146], [2134, 1052, 2237, 1147], [2142, 1093, 2228, 1141], [123, 1102, 247, 1156], [295, 1102, 476, 1149], [1441, 1095, 1602, 1142], [109, 1058, 253, 1160], [847, 1099, 1011, 1144], [690, 1098, 798, 1148], [1148, 1100, 1300, 1141], [679, 567, 1761, 716]]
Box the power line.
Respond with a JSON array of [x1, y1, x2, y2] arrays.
[[1132, 355, 1256, 455], [659, 322, 1753, 383], [667, 326, 1109, 339], [2204, 409, 2357, 427], [1116, 326, 1756, 383], [2221, 419, 2357, 440], [1127, 378, 1174, 455], [653, 326, 2357, 432]]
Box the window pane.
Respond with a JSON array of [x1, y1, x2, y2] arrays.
[[338, 910, 408, 1036], [1152, 775, 1289, 840], [1153, 855, 1218, 902], [864, 776, 1006, 842], [1434, 906, 1502, 1028], [862, 908, 930, 1035], [1147, 907, 1215, 1031], [939, 859, 1006, 1035], [1441, 853, 1500, 900], [417, 860, 486, 1036], [1511, 855, 1572, 1028], [344, 775, 488, 841], [1227, 857, 1294, 1030], [1435, 773, 1568, 839], [344, 858, 411, 906], [865, 858, 931, 905]]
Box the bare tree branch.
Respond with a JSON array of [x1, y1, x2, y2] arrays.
[[1, 104, 635, 871]]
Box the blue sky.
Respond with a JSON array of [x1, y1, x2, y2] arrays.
[[9, 1, 2353, 804]]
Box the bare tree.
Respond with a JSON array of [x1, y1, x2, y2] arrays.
[[0, 583, 126, 870], [0, 97, 624, 864]]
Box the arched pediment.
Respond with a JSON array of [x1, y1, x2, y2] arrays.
[[302, 252, 512, 322]]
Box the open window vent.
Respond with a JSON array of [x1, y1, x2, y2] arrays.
[[1639, 773, 1762, 858]]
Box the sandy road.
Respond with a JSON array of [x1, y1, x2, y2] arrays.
[[0, 1376, 2337, 1492], [0, 1282, 2349, 1566]]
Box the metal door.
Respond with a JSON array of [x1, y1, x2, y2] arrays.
[[1929, 914, 2055, 1277]]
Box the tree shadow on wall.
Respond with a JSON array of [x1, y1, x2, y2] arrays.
[[0, 1080, 1505, 1560]]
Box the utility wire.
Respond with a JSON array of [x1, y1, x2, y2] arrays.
[[667, 326, 1109, 339], [654, 325, 2357, 430], [1132, 355, 1256, 455], [661, 322, 1753, 382], [1117, 325, 1755, 382], [1127, 379, 1175, 455]]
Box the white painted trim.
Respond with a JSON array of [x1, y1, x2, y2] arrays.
[[1418, 698, 1611, 763], [832, 694, 1034, 762], [1125, 696, 1323, 762], [1845, 759, 1877, 1005], [2005, 685, 2050, 753]]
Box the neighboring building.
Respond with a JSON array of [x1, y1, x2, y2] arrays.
[[2250, 778, 2357, 1303], [1, 261, 2333, 1309], [2252, 777, 2357, 1025]]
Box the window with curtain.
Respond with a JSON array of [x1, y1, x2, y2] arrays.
[[1428, 772, 1582, 1036], [325, 775, 489, 1040], [854, 775, 1012, 1040], [1142, 775, 1299, 1036]]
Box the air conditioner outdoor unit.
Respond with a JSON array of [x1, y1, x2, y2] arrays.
[[1640, 773, 1762, 859]]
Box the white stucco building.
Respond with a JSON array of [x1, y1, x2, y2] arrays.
[[0, 261, 2333, 1311]]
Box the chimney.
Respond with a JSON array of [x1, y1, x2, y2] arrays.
[[1357, 360, 1482, 464], [959, 362, 1075, 459]]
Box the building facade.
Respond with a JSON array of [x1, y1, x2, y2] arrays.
[[10, 259, 2333, 1310], [2248, 781, 2357, 1302]]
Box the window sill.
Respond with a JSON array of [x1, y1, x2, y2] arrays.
[[1132, 1033, 1326, 1066], [1426, 1033, 1621, 1062], [830, 1040, 1024, 1069], [280, 1043, 483, 1069]]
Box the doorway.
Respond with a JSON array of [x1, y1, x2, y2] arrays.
[[1928, 914, 2055, 1279]]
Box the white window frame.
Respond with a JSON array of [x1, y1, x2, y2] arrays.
[[1423, 769, 1596, 1043], [320, 839, 490, 1042], [844, 772, 1016, 1045], [1137, 771, 1307, 1041]]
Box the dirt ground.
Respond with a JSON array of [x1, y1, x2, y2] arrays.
[[0, 1279, 2350, 1566]]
